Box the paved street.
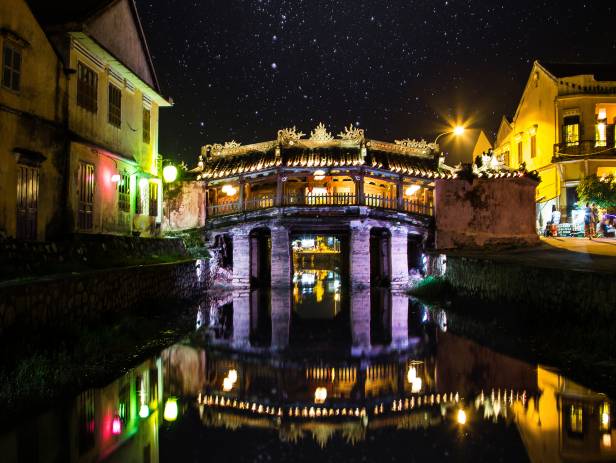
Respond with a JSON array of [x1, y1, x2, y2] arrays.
[[541, 236, 616, 257]]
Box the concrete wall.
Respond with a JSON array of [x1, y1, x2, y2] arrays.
[[0, 260, 200, 334], [162, 181, 206, 232], [434, 177, 539, 250]]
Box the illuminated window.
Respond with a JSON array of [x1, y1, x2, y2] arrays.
[[117, 173, 130, 213], [600, 402, 611, 432], [118, 383, 131, 427], [77, 62, 98, 113], [596, 108, 607, 147], [563, 116, 580, 146], [530, 134, 537, 158], [517, 141, 523, 164], [148, 182, 158, 217], [567, 404, 584, 436], [503, 151, 510, 166], [143, 107, 151, 144], [16, 164, 39, 240], [2, 42, 21, 91], [77, 390, 95, 454]]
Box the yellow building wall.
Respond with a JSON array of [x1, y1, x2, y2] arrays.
[[0, 0, 67, 240]]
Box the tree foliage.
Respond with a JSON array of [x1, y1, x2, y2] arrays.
[[577, 174, 616, 208]]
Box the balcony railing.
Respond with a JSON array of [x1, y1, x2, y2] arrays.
[[207, 193, 433, 218], [554, 139, 616, 158]]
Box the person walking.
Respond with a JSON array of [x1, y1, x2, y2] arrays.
[[584, 203, 593, 239]]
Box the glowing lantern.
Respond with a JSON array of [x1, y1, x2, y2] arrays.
[[221, 184, 237, 196], [222, 377, 234, 392], [139, 403, 150, 419], [313, 170, 326, 181], [314, 387, 327, 404], [407, 366, 422, 393], [405, 185, 421, 196], [603, 433, 612, 448], [227, 369, 238, 383], [163, 164, 178, 183], [457, 408, 467, 425], [163, 397, 178, 422], [112, 415, 122, 435], [111, 174, 121, 183]]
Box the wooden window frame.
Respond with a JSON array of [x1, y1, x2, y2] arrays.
[[77, 161, 95, 230], [117, 172, 130, 213], [108, 83, 122, 127], [16, 164, 39, 240], [530, 134, 537, 158], [77, 62, 98, 113], [143, 107, 151, 144], [517, 141, 523, 165], [2, 41, 22, 92]]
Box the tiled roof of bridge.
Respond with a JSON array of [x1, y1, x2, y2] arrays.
[[198, 144, 451, 180]]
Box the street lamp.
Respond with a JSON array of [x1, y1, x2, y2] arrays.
[[434, 125, 465, 144]]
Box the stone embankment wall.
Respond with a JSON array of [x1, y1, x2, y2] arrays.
[[0, 260, 202, 334], [443, 255, 616, 316], [434, 177, 539, 250]]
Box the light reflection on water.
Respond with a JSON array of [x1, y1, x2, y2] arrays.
[[1, 288, 615, 463]]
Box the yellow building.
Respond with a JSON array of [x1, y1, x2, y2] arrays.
[[494, 61, 616, 228], [0, 0, 171, 241], [0, 0, 68, 240], [29, 0, 173, 237]]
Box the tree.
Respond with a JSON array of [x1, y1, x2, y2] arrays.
[[577, 174, 616, 208]]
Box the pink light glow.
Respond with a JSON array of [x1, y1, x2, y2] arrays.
[[111, 415, 122, 435]]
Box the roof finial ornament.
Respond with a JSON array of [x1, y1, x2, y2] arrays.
[[277, 126, 305, 144], [338, 124, 365, 143], [309, 122, 334, 143]]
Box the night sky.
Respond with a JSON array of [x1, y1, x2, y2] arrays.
[[137, 0, 616, 164]]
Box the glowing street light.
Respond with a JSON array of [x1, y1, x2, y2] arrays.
[[314, 387, 327, 404], [162, 164, 178, 183], [434, 125, 466, 144], [456, 408, 467, 425], [163, 397, 178, 422]]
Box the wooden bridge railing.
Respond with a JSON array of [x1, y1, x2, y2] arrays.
[[207, 193, 433, 218]]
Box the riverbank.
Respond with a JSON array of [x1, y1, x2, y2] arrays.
[[438, 240, 616, 316], [0, 293, 204, 431]]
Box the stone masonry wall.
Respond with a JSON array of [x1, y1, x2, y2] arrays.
[[0, 260, 201, 334], [162, 181, 206, 232], [434, 177, 539, 250], [444, 255, 616, 316]]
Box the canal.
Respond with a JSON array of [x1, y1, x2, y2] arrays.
[[0, 250, 614, 462]]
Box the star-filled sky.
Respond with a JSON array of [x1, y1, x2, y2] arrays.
[[137, 0, 616, 164]]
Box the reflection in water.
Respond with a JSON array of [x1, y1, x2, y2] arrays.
[[1, 294, 615, 462]]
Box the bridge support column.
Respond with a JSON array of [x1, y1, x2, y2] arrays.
[[350, 220, 370, 288], [271, 225, 291, 288], [351, 288, 371, 356], [390, 226, 409, 289], [391, 292, 409, 349], [232, 228, 250, 288], [232, 290, 250, 348], [271, 289, 290, 350]]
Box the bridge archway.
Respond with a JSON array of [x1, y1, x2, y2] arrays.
[[249, 227, 271, 286], [370, 227, 391, 286]]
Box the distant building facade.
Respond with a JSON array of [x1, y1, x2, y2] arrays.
[[493, 61, 616, 227], [0, 0, 170, 241]]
